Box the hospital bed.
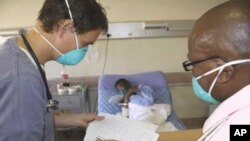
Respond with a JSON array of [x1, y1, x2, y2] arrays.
[[97, 71, 186, 130], [47, 70, 207, 130]]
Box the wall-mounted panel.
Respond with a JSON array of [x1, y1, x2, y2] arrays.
[[0, 20, 195, 39]]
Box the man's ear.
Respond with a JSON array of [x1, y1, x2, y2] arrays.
[[57, 19, 74, 38], [217, 66, 234, 84]]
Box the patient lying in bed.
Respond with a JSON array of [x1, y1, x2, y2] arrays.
[[109, 78, 175, 129]]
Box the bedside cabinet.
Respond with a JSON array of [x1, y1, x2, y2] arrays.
[[52, 85, 90, 113]]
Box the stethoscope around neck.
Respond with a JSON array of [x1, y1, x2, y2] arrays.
[[19, 29, 58, 110]]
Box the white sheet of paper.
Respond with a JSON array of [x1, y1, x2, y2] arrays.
[[84, 113, 159, 141]]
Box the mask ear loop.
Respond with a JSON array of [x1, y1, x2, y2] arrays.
[[64, 0, 79, 50], [196, 59, 250, 96], [64, 0, 74, 20], [208, 68, 223, 95], [33, 27, 63, 56], [74, 33, 79, 50], [196, 59, 250, 79]]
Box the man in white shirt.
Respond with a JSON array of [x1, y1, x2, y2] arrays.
[[182, 0, 250, 140]]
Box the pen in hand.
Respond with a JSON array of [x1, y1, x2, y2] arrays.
[[96, 136, 105, 141], [96, 136, 119, 141]]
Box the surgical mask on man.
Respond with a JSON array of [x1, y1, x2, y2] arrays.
[[192, 59, 250, 104], [192, 77, 219, 104], [56, 46, 88, 65], [33, 27, 88, 65], [33, 0, 88, 65]]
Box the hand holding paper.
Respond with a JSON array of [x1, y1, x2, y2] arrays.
[[84, 113, 159, 141]]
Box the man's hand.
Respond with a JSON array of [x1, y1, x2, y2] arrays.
[[54, 112, 104, 128]]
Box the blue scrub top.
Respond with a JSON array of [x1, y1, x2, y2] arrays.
[[0, 37, 54, 141]]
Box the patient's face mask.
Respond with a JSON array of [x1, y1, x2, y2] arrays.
[[117, 86, 128, 95], [118, 88, 128, 95], [117, 82, 130, 95], [192, 59, 250, 104]]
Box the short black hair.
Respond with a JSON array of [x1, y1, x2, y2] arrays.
[[115, 78, 129, 88], [38, 0, 108, 34]]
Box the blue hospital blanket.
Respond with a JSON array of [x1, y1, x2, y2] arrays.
[[99, 87, 170, 115], [97, 71, 186, 130]]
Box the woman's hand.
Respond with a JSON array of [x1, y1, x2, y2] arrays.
[[54, 112, 104, 128]]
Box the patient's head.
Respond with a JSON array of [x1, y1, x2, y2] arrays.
[[115, 78, 131, 94]]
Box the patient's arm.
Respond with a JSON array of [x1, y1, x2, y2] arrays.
[[120, 85, 138, 103], [129, 85, 154, 106]]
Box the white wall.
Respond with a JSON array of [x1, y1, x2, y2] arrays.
[[100, 0, 227, 21], [0, 0, 43, 28], [0, 0, 228, 78], [0, 0, 228, 119]]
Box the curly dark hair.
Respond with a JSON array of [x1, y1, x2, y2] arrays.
[[38, 0, 108, 34]]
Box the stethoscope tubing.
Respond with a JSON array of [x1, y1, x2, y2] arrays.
[[20, 29, 58, 110]]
